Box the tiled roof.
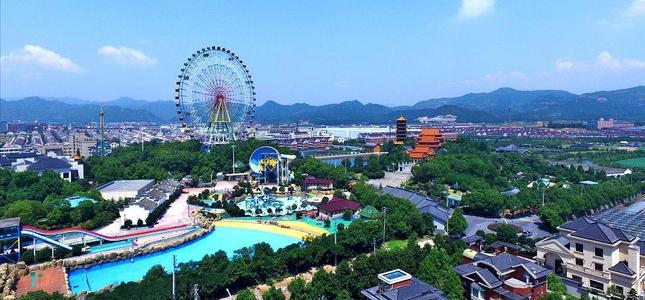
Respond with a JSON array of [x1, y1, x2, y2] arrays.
[[317, 197, 360, 212], [560, 216, 595, 231], [381, 186, 450, 224], [455, 253, 551, 286], [571, 222, 635, 244], [361, 277, 448, 300], [608, 261, 636, 276], [304, 177, 333, 185], [26, 157, 71, 171]]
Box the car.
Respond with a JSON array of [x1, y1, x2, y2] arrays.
[[522, 230, 532, 236]]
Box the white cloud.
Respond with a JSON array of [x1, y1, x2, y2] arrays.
[[458, 0, 495, 18], [555, 58, 574, 71], [627, 0, 645, 16], [0, 45, 83, 73], [597, 51, 645, 69], [98, 45, 157, 65]]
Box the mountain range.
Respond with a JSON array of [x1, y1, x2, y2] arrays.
[[1, 86, 643, 124]]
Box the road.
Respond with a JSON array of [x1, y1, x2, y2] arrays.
[[464, 214, 552, 239]]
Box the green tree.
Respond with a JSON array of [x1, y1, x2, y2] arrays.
[[287, 277, 312, 300], [143, 265, 167, 281], [417, 248, 464, 300], [236, 289, 256, 300], [547, 273, 566, 297], [447, 208, 467, 235], [262, 286, 285, 300], [496, 224, 519, 243]]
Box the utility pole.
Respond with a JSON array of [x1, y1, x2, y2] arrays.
[[172, 255, 176, 300], [382, 207, 387, 243], [373, 237, 376, 255], [334, 231, 337, 266]]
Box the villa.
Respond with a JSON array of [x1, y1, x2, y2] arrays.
[[380, 186, 451, 234], [454, 252, 550, 300], [535, 217, 644, 297], [361, 269, 448, 300], [303, 176, 334, 191]]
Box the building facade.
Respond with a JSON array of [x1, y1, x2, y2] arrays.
[[535, 217, 644, 297]]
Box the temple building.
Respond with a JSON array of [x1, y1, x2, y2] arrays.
[[395, 115, 407, 145], [408, 128, 445, 161]]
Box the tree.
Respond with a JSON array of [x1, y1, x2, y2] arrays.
[[236, 289, 256, 300], [342, 210, 352, 221], [626, 288, 638, 300], [321, 196, 329, 204], [418, 248, 464, 300], [143, 265, 167, 281], [123, 219, 133, 228], [496, 224, 519, 243], [136, 219, 144, 227], [447, 208, 467, 235], [287, 277, 312, 300], [262, 286, 285, 300], [547, 273, 566, 297]]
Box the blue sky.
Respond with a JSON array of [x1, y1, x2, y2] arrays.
[[1, 0, 644, 105]]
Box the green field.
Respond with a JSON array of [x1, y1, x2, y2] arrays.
[[616, 157, 645, 169]]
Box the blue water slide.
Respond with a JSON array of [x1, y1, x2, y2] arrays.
[[20, 230, 73, 250]]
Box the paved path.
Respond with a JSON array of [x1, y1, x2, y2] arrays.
[[464, 214, 552, 239], [368, 171, 412, 188]]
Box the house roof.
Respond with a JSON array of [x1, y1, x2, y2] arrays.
[[317, 197, 360, 212], [381, 186, 450, 224], [361, 277, 448, 300], [489, 241, 522, 250], [464, 235, 483, 244], [608, 261, 636, 276], [570, 222, 635, 244], [304, 177, 333, 185], [26, 157, 71, 171], [560, 216, 595, 231], [454, 253, 551, 286]]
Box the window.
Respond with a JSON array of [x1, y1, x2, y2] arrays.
[[471, 286, 485, 299], [571, 275, 582, 283], [575, 243, 584, 252], [523, 271, 531, 284], [575, 258, 584, 266], [595, 263, 603, 271], [594, 247, 603, 257], [590, 280, 604, 291]]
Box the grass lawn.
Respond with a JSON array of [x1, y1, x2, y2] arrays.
[[383, 239, 408, 250], [616, 157, 645, 169]]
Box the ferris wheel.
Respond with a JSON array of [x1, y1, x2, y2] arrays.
[[175, 46, 255, 149]]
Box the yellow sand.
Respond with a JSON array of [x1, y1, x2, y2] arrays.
[[215, 220, 327, 240]]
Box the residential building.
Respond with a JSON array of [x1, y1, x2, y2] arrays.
[[9, 152, 84, 182], [535, 217, 644, 297], [454, 252, 551, 300], [361, 269, 448, 300], [495, 144, 530, 156]]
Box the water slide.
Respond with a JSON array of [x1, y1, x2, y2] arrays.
[[21, 224, 190, 244], [20, 230, 73, 250]]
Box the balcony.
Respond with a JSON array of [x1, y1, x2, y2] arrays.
[[567, 264, 611, 280]]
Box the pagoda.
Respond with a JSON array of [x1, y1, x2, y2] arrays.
[[409, 128, 445, 161], [395, 115, 407, 145]]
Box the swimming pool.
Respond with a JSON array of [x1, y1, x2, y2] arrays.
[[68, 227, 300, 294]]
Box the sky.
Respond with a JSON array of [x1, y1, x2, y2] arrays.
[[1, 0, 644, 106]]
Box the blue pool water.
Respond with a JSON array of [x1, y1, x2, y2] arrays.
[[89, 240, 133, 253], [68, 227, 300, 294], [66, 196, 96, 208]]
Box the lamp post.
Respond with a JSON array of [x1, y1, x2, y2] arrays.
[[231, 145, 236, 173], [382, 207, 387, 243]]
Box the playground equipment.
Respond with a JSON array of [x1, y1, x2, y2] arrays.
[[249, 146, 295, 185]]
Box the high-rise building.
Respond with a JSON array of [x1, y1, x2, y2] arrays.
[[395, 115, 406, 145]]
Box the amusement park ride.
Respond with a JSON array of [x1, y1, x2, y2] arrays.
[[175, 46, 256, 151], [249, 146, 295, 185]]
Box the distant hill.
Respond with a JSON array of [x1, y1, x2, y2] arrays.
[[0, 97, 162, 123], [2, 86, 643, 124]]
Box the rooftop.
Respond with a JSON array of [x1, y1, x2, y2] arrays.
[[98, 179, 155, 193], [561, 216, 636, 244], [26, 157, 71, 171], [317, 197, 360, 212], [0, 217, 21, 228]]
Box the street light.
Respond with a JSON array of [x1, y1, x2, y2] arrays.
[[382, 207, 388, 243], [231, 145, 236, 173]]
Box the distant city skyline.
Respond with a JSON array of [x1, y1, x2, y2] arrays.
[[1, 0, 644, 105]]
